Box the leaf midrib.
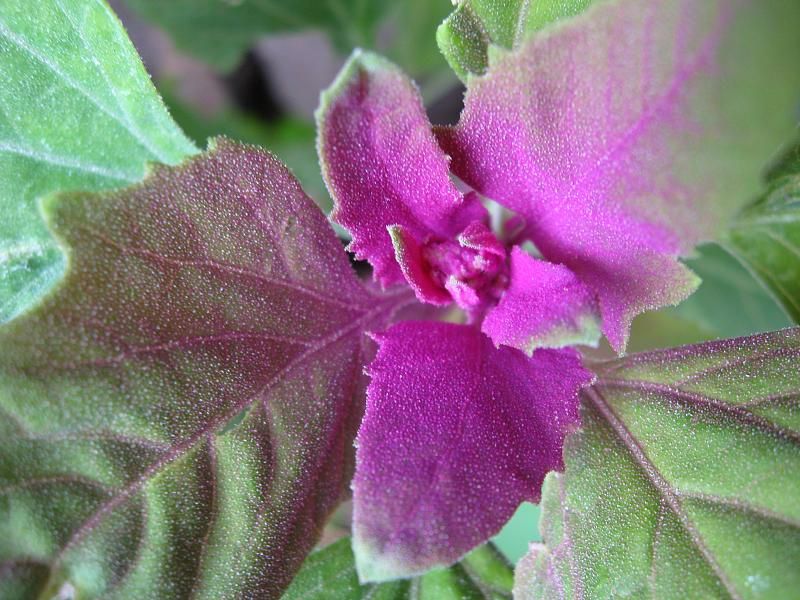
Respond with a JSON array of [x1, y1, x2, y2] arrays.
[[584, 386, 742, 599], [44, 296, 400, 579], [598, 378, 800, 447]]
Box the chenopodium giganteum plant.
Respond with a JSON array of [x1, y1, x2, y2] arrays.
[[1, 0, 800, 598]]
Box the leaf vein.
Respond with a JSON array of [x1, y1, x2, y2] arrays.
[[585, 387, 743, 600]]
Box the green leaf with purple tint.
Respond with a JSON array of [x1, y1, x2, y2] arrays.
[[437, 0, 800, 352], [436, 0, 594, 81], [0, 0, 196, 324], [283, 537, 513, 599], [0, 139, 407, 599], [516, 329, 800, 599]]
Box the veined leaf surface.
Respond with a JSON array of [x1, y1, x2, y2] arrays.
[[517, 329, 800, 599], [0, 140, 406, 598], [0, 0, 195, 323], [283, 537, 513, 600]]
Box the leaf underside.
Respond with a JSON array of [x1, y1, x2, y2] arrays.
[[518, 329, 800, 599]]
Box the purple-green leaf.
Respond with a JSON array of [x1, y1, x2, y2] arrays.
[[0, 139, 407, 599], [517, 328, 800, 599], [437, 0, 800, 352]]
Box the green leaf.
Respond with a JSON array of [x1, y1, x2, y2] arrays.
[[725, 162, 800, 324], [125, 0, 391, 71], [0, 140, 407, 598], [283, 538, 513, 599], [382, 0, 453, 81], [0, 0, 195, 323], [516, 329, 800, 599], [436, 0, 594, 80]]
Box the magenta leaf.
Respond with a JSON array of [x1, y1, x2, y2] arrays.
[[0, 139, 408, 598], [483, 247, 601, 354], [437, 0, 800, 352], [388, 224, 453, 306], [352, 321, 593, 582], [316, 50, 486, 288]]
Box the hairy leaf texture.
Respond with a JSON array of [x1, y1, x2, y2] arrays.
[[0, 140, 406, 599]]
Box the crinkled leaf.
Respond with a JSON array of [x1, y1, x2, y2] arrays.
[[0, 140, 406, 599], [125, 0, 390, 71], [517, 329, 800, 599], [482, 247, 601, 354], [352, 322, 592, 582], [283, 537, 513, 599], [316, 50, 484, 287], [437, 0, 800, 352], [0, 0, 195, 324], [725, 161, 800, 324], [436, 0, 594, 80]]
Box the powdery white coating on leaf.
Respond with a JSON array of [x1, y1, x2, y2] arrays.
[[352, 321, 593, 582], [437, 0, 800, 352], [517, 328, 800, 599], [482, 247, 601, 354], [0, 139, 407, 598], [316, 50, 487, 288]]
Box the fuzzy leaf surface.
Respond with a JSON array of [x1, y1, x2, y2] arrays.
[[0, 0, 195, 323], [316, 50, 485, 288], [438, 0, 800, 351], [283, 537, 513, 600], [0, 140, 404, 599], [161, 91, 331, 214], [517, 329, 800, 599], [352, 322, 591, 581]]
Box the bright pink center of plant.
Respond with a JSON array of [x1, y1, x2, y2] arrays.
[[421, 222, 509, 312]]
